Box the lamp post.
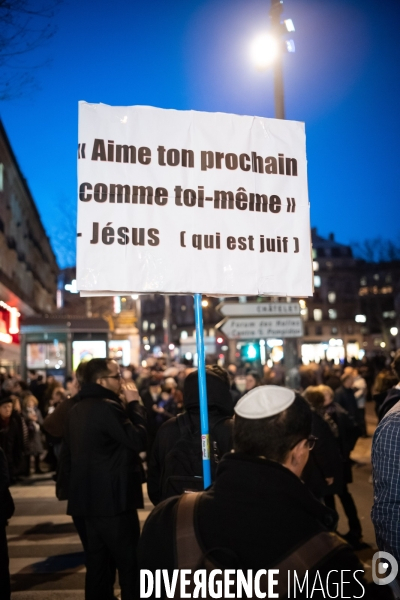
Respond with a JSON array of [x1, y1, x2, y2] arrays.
[[270, 0, 285, 119], [251, 0, 298, 386]]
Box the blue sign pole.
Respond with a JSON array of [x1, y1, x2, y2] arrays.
[[194, 293, 211, 489]]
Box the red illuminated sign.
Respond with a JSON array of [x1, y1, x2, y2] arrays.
[[0, 301, 20, 344]]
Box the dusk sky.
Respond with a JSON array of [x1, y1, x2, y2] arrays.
[[1, 0, 399, 267]]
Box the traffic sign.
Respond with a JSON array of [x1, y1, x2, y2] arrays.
[[217, 302, 300, 317], [218, 316, 303, 340]]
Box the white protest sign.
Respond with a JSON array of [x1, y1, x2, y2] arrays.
[[219, 316, 304, 339], [76, 103, 313, 297]]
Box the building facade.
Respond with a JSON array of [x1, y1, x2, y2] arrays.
[[0, 120, 58, 371]]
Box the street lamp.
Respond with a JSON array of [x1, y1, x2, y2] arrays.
[[250, 0, 297, 384], [250, 0, 295, 119]]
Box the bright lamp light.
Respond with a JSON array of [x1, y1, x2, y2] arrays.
[[250, 34, 279, 69]]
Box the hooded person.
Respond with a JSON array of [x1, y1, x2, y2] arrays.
[[146, 365, 234, 506]]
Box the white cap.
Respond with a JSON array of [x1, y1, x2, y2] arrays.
[[234, 385, 295, 419]]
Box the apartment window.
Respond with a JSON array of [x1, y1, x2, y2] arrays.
[[142, 320, 149, 331], [313, 309, 323, 321], [331, 327, 338, 334], [327, 291, 336, 303], [360, 276, 367, 286], [313, 261, 319, 272], [315, 326, 323, 335], [314, 275, 321, 288], [328, 309, 337, 320]]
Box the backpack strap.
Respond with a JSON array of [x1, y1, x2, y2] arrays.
[[175, 492, 203, 569], [174, 492, 348, 598], [271, 531, 347, 598]]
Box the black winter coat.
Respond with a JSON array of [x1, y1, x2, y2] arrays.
[[334, 386, 358, 421], [324, 402, 360, 485], [302, 411, 343, 497], [377, 387, 400, 422], [58, 383, 147, 517], [0, 411, 24, 481], [0, 447, 14, 523], [139, 453, 373, 599]]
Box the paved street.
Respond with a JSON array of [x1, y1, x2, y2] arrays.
[[8, 481, 152, 599], [8, 404, 378, 599]]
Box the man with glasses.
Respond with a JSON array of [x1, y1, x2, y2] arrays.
[[60, 358, 146, 600], [139, 386, 371, 598]]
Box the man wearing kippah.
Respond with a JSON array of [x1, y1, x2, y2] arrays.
[[139, 386, 373, 599]]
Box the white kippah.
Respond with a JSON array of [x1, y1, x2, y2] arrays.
[[234, 385, 296, 419]]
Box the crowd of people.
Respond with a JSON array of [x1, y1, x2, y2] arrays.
[[0, 352, 399, 599]]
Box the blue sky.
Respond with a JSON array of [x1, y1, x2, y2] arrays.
[[1, 0, 399, 266]]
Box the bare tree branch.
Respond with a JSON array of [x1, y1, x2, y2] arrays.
[[0, 0, 61, 100]]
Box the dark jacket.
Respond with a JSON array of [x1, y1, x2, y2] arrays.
[[377, 387, 400, 422], [147, 370, 234, 506], [323, 402, 360, 485], [139, 453, 372, 599], [334, 386, 358, 421], [58, 383, 147, 517], [0, 447, 14, 523], [0, 411, 24, 482], [302, 411, 343, 497], [43, 393, 81, 439]]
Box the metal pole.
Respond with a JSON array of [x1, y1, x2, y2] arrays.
[[270, 0, 285, 120], [163, 295, 171, 366], [135, 296, 142, 364], [273, 56, 285, 120], [270, 0, 298, 384], [194, 293, 211, 489]]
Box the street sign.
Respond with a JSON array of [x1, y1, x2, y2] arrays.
[[218, 301, 300, 317], [218, 316, 303, 340]]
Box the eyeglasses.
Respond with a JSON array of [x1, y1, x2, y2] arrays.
[[290, 435, 318, 451], [306, 435, 318, 451], [104, 373, 122, 380]]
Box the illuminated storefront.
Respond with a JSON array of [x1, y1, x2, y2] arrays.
[[20, 317, 110, 381], [301, 339, 362, 365]]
